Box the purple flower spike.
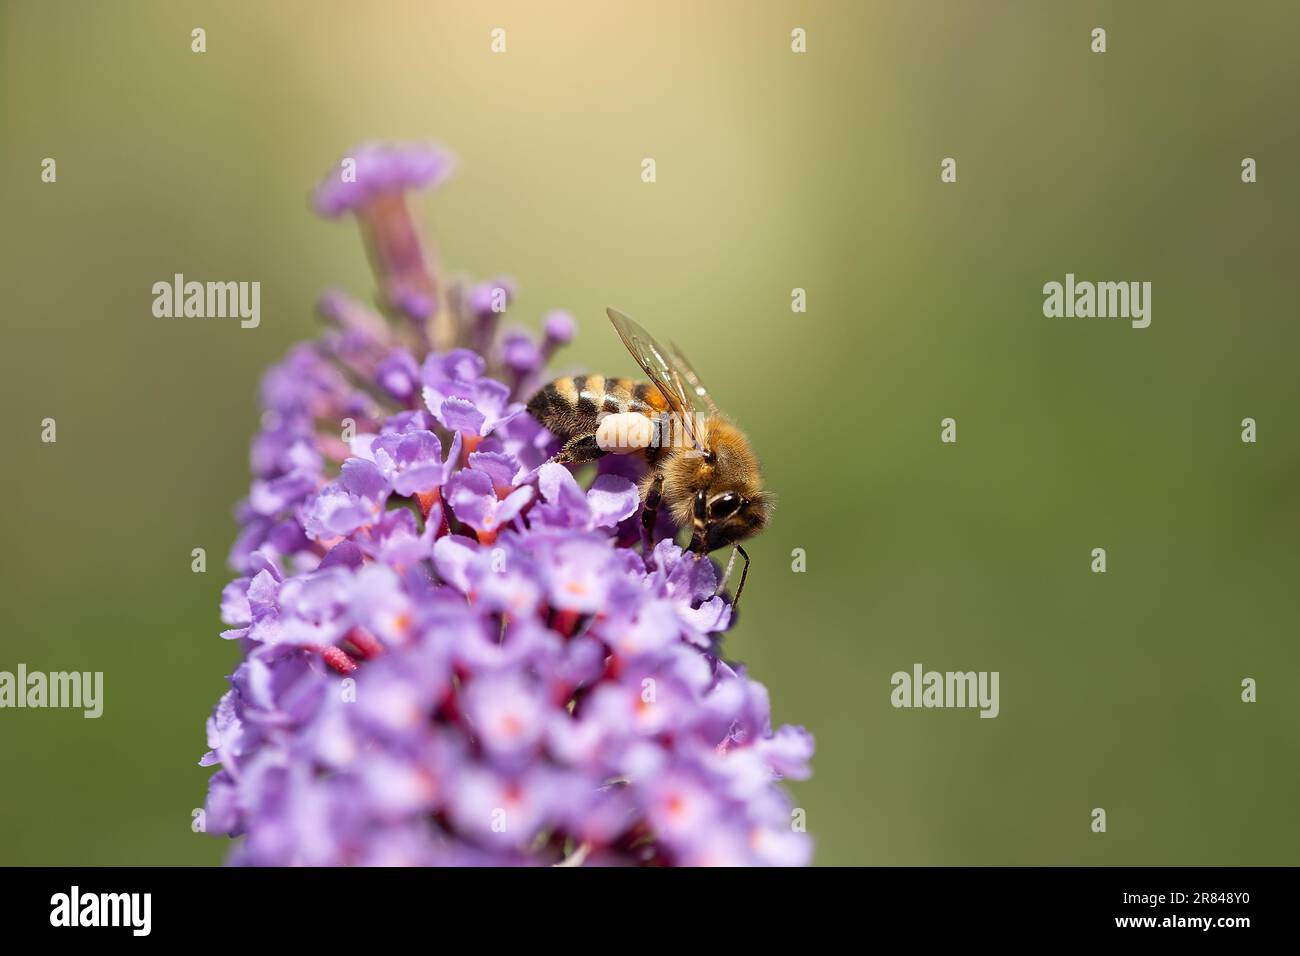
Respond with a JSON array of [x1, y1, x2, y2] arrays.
[[200, 143, 814, 868]]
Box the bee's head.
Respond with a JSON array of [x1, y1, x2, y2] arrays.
[[689, 486, 771, 553], [682, 419, 771, 553]]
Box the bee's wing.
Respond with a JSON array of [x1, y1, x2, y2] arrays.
[[668, 340, 720, 416], [606, 308, 709, 453]]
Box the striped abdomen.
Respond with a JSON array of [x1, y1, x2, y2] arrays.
[[527, 375, 669, 440]]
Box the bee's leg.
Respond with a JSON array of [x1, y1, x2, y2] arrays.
[[686, 490, 707, 554], [731, 545, 751, 610], [640, 473, 664, 560], [550, 433, 606, 466]]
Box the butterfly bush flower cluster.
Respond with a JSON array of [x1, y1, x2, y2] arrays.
[[199, 142, 814, 866]]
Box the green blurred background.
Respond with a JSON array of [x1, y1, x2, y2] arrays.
[[2, 0, 1298, 865]]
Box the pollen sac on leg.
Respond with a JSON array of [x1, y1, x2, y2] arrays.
[[596, 412, 654, 454]]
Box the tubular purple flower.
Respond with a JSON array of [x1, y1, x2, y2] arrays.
[[543, 310, 576, 347], [312, 142, 455, 218], [200, 143, 814, 866], [467, 277, 517, 356], [314, 142, 457, 348]]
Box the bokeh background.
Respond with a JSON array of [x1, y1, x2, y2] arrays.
[[2, 0, 1298, 865]]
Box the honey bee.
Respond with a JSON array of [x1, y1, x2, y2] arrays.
[[527, 308, 770, 604]]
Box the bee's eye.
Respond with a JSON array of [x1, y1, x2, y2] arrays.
[[709, 492, 742, 519]]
